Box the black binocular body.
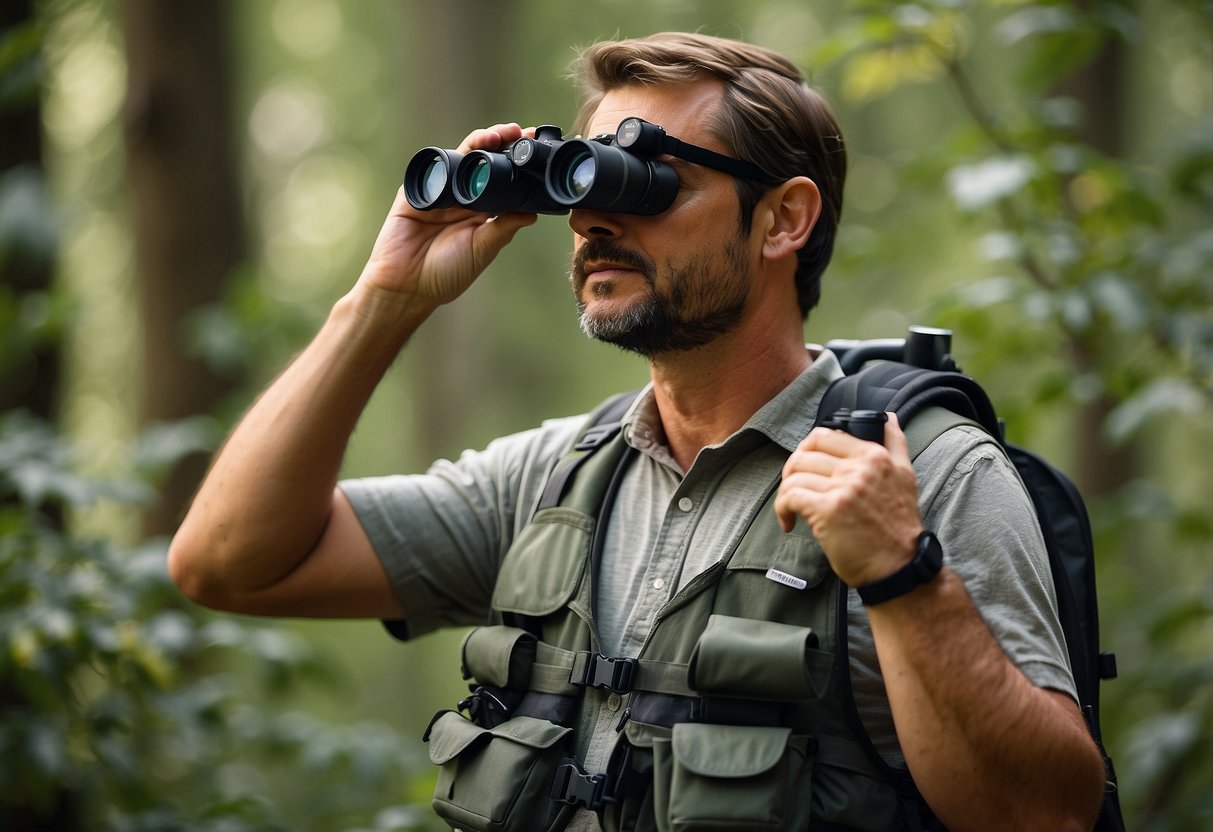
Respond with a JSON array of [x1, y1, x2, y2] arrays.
[[403, 117, 779, 218], [828, 409, 888, 444]]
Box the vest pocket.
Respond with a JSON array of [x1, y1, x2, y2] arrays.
[[688, 614, 832, 701], [493, 508, 591, 616], [424, 710, 571, 832], [651, 722, 814, 832], [461, 625, 537, 689]]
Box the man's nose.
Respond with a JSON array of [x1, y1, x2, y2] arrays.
[[568, 208, 625, 240]]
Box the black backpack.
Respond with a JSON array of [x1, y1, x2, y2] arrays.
[[821, 326, 1124, 832]]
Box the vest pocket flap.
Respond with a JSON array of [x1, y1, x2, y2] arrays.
[[728, 533, 831, 589], [461, 625, 537, 688], [671, 723, 792, 779], [493, 509, 590, 617], [425, 711, 571, 766], [425, 710, 489, 765], [688, 614, 828, 700], [490, 715, 571, 750]]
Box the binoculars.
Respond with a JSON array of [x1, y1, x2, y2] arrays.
[[404, 117, 779, 217]]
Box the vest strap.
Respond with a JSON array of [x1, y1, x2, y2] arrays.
[[628, 691, 793, 728], [571, 652, 638, 694], [528, 642, 696, 698]]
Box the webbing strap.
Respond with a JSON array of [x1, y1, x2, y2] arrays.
[[815, 735, 888, 780], [528, 642, 693, 698], [902, 405, 981, 461], [534, 391, 639, 513]]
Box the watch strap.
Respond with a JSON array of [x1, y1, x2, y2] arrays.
[[857, 531, 944, 606]]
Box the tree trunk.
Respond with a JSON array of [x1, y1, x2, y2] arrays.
[[402, 0, 520, 458], [0, 0, 60, 421], [1053, 1, 1137, 498], [121, 0, 245, 535]]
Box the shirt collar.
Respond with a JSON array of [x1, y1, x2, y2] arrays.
[[741, 346, 842, 452], [620, 346, 844, 461]]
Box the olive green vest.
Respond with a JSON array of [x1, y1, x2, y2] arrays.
[[423, 400, 957, 832]]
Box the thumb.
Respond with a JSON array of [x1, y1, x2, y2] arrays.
[[884, 412, 911, 462]]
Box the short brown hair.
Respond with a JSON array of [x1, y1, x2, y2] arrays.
[[571, 32, 846, 319]]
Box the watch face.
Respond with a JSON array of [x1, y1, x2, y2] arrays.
[[921, 531, 943, 570]]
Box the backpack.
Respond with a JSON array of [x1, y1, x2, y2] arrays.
[[820, 326, 1124, 832]]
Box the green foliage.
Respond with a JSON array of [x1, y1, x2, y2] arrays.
[[0, 412, 434, 831], [0, 15, 45, 112], [818, 2, 1213, 828]]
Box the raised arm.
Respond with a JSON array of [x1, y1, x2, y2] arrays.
[[167, 124, 537, 619], [774, 416, 1106, 831]]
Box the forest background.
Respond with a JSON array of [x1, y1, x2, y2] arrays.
[[1, 0, 1210, 830]]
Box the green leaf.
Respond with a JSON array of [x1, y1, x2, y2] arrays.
[[1105, 377, 1207, 443], [945, 155, 1036, 210], [0, 166, 59, 272], [132, 417, 222, 481]]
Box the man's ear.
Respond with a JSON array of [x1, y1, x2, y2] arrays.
[[761, 176, 821, 261]]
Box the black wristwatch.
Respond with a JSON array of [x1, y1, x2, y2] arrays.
[[857, 531, 944, 606]]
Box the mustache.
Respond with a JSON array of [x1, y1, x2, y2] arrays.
[[570, 239, 657, 286]]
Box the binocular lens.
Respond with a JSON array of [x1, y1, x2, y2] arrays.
[[464, 157, 492, 199], [564, 153, 596, 199], [420, 157, 449, 203], [404, 147, 463, 210]]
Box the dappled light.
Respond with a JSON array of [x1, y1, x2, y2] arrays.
[[2, 2, 1210, 830]]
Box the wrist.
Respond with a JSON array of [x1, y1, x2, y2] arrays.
[[856, 530, 944, 606], [338, 281, 434, 345]]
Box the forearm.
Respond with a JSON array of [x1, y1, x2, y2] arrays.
[[868, 568, 1105, 832], [168, 285, 430, 601]]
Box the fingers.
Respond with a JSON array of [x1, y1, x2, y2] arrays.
[[470, 211, 539, 270], [775, 413, 913, 535], [457, 122, 525, 154], [884, 412, 910, 461], [773, 471, 832, 533]]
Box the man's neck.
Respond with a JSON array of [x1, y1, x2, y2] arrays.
[[647, 330, 811, 472]]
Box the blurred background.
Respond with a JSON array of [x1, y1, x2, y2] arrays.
[[1, 0, 1209, 830]]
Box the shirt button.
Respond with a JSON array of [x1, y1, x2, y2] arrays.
[[607, 693, 622, 711], [677, 497, 694, 512], [652, 578, 666, 591]]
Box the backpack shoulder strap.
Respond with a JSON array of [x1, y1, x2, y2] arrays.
[[534, 390, 641, 514], [817, 362, 1003, 445], [823, 365, 998, 831]]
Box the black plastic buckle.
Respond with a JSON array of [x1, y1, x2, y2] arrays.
[[550, 758, 609, 810], [573, 652, 638, 694], [456, 685, 511, 728]]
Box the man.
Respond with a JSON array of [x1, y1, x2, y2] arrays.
[[169, 32, 1105, 831]]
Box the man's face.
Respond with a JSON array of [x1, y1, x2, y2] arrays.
[[567, 79, 758, 357]]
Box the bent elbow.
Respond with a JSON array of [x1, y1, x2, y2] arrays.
[[166, 530, 230, 610]]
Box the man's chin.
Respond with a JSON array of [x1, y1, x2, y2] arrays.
[[579, 305, 657, 354]]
